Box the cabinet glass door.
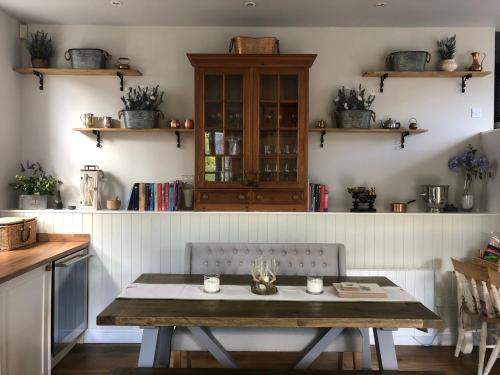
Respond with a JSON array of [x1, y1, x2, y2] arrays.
[[203, 73, 245, 184], [258, 73, 299, 184]]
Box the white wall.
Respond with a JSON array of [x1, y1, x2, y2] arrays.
[[481, 129, 500, 211], [19, 25, 495, 211], [0, 10, 20, 209]]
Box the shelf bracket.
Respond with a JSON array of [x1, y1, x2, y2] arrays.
[[379, 73, 389, 93], [461, 73, 472, 93], [175, 131, 181, 148], [117, 72, 124, 91], [92, 130, 103, 148], [33, 70, 44, 90], [400, 131, 410, 149], [320, 130, 326, 148]]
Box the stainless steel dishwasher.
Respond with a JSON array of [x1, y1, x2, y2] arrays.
[[52, 248, 91, 366]]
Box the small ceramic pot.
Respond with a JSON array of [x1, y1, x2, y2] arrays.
[[184, 119, 194, 129], [440, 59, 458, 72], [106, 199, 121, 210], [31, 58, 49, 68], [170, 119, 180, 129]]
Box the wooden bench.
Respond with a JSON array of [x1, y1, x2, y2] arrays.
[[111, 369, 445, 375]]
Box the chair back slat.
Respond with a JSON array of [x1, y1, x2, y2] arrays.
[[452, 258, 490, 315], [487, 269, 500, 315]]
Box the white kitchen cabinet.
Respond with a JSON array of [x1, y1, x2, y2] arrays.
[[0, 264, 52, 375]]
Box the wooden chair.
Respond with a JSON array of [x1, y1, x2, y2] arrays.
[[451, 258, 490, 360], [481, 268, 500, 375]]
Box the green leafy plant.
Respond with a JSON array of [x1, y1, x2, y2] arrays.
[[334, 85, 375, 112], [10, 161, 62, 195], [26, 31, 54, 60], [121, 85, 164, 111], [437, 34, 456, 60]]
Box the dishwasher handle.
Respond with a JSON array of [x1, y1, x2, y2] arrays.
[[55, 253, 93, 267]]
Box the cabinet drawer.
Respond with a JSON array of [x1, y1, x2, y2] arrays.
[[197, 190, 251, 204], [251, 190, 304, 204]]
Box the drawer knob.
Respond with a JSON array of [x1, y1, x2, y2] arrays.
[[202, 193, 209, 200], [238, 194, 245, 200], [292, 194, 300, 200], [256, 194, 263, 200]]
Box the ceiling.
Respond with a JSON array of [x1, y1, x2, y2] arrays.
[[0, 0, 500, 28]]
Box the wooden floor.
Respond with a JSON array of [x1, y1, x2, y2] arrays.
[[52, 344, 497, 375]]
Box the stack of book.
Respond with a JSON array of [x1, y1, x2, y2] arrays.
[[332, 282, 387, 298], [127, 182, 182, 211], [308, 183, 329, 212]]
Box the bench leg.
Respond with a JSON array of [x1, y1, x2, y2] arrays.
[[187, 326, 238, 368], [138, 326, 173, 368], [293, 328, 344, 369], [373, 328, 398, 371], [353, 352, 362, 370], [337, 353, 343, 369]]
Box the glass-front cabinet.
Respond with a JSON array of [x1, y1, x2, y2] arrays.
[[189, 54, 316, 211]]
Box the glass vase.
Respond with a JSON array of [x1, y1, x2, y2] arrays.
[[461, 175, 474, 211]]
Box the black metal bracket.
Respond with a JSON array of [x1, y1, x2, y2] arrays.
[[320, 130, 326, 148], [461, 73, 472, 93], [92, 130, 103, 148], [400, 131, 410, 149], [117, 72, 124, 91], [33, 70, 44, 90], [175, 131, 181, 148], [379, 73, 389, 93]]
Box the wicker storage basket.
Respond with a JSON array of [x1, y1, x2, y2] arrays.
[[0, 217, 37, 251], [229, 37, 280, 54]]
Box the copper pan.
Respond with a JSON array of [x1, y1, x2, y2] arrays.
[[390, 200, 416, 213]]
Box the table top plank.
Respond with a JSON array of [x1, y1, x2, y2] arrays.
[[97, 274, 443, 329]]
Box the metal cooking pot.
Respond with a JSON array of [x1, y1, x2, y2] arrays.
[[390, 200, 416, 213], [420, 185, 449, 213]]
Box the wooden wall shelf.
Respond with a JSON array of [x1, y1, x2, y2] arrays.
[[14, 67, 142, 91], [309, 127, 428, 148], [73, 127, 193, 148], [363, 70, 491, 93]]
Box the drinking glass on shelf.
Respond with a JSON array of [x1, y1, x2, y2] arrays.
[[291, 113, 297, 126], [235, 113, 242, 128], [264, 144, 273, 155]]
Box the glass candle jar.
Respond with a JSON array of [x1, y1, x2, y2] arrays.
[[203, 274, 220, 293], [306, 276, 324, 294]]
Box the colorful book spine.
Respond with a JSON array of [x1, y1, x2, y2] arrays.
[[308, 183, 329, 212], [139, 183, 146, 211], [157, 183, 163, 211]]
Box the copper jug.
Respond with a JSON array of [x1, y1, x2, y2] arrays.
[[468, 52, 486, 71]]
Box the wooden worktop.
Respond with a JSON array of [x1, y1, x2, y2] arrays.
[[0, 233, 90, 284]]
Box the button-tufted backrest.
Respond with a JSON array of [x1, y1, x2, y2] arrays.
[[184, 243, 346, 276]]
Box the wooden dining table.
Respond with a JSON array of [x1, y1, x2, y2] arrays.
[[97, 274, 443, 371]]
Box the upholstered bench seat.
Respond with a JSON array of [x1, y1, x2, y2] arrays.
[[172, 327, 362, 353]]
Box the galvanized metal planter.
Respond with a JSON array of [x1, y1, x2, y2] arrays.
[[119, 110, 161, 129], [64, 48, 111, 69], [386, 51, 431, 71], [18, 195, 48, 210], [336, 110, 375, 129]]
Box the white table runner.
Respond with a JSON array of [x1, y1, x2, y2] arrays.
[[118, 283, 418, 303]]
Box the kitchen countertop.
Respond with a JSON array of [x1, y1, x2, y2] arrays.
[[0, 233, 90, 284]]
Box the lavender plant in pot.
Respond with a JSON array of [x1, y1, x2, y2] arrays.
[[437, 34, 457, 72], [448, 145, 493, 211], [119, 85, 164, 129], [334, 85, 376, 129], [10, 161, 62, 210], [26, 31, 54, 68]]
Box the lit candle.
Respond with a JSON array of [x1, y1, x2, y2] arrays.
[[204, 274, 220, 293], [307, 276, 323, 294]]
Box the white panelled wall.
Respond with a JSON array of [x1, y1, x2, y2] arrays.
[[2, 210, 499, 345]]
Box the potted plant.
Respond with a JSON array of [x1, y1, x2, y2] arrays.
[[334, 85, 376, 128], [26, 31, 54, 68], [448, 144, 493, 211], [437, 34, 457, 72], [119, 85, 164, 129], [10, 161, 62, 210]]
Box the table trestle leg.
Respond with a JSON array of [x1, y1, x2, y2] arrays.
[[292, 328, 345, 369], [138, 326, 174, 368], [360, 328, 372, 369], [187, 326, 238, 368], [374, 328, 398, 370]]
